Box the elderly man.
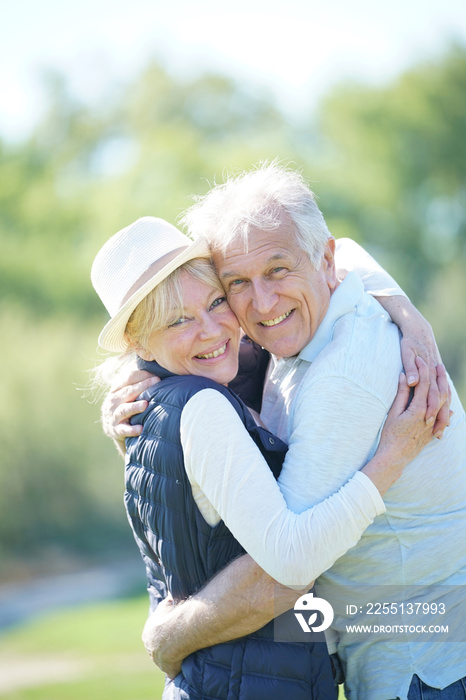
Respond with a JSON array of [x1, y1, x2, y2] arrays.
[[103, 165, 465, 700]]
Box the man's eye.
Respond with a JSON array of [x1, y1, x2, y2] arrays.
[[271, 267, 285, 274], [230, 279, 244, 287], [210, 296, 226, 309]]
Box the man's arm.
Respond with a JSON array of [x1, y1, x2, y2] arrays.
[[142, 554, 303, 678], [335, 237, 450, 434], [100, 369, 159, 455]]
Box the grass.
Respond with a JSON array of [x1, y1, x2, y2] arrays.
[[0, 595, 347, 699], [0, 595, 166, 699]]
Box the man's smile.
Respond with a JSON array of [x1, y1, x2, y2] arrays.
[[259, 310, 293, 327]]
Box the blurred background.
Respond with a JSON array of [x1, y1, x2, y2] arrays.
[[1, 0, 466, 697]]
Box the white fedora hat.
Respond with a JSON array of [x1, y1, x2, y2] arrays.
[[91, 216, 210, 352]]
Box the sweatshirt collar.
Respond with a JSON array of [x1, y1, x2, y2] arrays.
[[297, 272, 365, 363]]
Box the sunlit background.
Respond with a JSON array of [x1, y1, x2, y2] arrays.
[[1, 1, 466, 697]]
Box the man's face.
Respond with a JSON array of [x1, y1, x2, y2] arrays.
[[212, 220, 337, 358]]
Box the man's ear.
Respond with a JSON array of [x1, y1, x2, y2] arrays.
[[323, 237, 337, 290]]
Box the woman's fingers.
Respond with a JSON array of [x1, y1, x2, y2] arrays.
[[389, 372, 412, 418], [432, 364, 452, 438], [408, 356, 431, 421]]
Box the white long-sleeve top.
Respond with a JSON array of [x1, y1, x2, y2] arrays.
[[181, 389, 385, 587]]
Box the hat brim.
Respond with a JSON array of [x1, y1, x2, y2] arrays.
[[98, 236, 211, 352]]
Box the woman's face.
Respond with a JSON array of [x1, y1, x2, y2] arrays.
[[139, 270, 241, 385]]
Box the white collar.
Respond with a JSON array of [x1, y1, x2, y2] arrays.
[[297, 272, 365, 364]]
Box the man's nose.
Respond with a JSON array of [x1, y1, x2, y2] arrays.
[[251, 279, 279, 316]]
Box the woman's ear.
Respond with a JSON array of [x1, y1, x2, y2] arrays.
[[124, 333, 155, 362], [136, 347, 155, 361]]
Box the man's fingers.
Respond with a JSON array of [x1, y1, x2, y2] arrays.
[[117, 376, 159, 403], [110, 369, 154, 393], [115, 422, 144, 440], [115, 399, 148, 425], [401, 346, 419, 387]]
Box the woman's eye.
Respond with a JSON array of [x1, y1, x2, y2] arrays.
[[210, 296, 226, 310], [168, 316, 188, 327]]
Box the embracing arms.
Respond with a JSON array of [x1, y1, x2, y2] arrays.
[[143, 359, 443, 676]]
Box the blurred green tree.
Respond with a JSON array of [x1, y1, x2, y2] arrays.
[[312, 42, 466, 394], [314, 42, 466, 291]]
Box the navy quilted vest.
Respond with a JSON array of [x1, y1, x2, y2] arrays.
[[125, 369, 335, 700]]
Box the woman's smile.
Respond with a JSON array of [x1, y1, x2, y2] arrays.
[[195, 340, 229, 360], [138, 271, 241, 385]]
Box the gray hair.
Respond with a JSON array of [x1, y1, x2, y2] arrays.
[[180, 163, 331, 268]]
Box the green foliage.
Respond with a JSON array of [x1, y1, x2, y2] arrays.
[[0, 305, 133, 564], [315, 43, 466, 297]]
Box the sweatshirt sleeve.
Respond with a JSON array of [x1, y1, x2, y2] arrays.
[[335, 238, 407, 298], [180, 388, 385, 587]]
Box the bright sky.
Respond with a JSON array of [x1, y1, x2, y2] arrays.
[[2, 0, 466, 141]]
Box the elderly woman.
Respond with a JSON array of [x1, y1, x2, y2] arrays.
[[92, 217, 437, 700]]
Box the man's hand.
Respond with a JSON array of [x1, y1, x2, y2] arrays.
[[142, 597, 183, 679], [376, 296, 451, 438], [101, 368, 159, 455], [141, 555, 305, 678]]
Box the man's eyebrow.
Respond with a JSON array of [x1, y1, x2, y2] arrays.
[[220, 253, 288, 281], [219, 269, 241, 281]]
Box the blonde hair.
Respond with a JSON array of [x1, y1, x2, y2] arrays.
[[124, 257, 223, 352]]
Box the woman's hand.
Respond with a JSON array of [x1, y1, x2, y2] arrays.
[[362, 357, 451, 495], [380, 357, 438, 461], [400, 327, 451, 439], [377, 296, 451, 437]]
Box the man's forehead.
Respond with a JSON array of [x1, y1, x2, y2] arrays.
[[213, 246, 291, 280], [212, 227, 296, 274]]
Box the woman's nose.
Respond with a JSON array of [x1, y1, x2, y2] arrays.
[[198, 313, 223, 340]]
